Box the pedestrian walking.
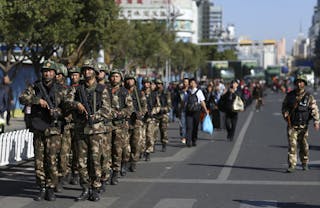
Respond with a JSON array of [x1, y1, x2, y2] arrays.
[[218, 80, 244, 141], [185, 78, 209, 147], [282, 74, 320, 173]]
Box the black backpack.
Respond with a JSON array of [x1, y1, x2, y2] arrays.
[[186, 89, 201, 112]]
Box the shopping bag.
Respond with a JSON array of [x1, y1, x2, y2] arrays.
[[202, 114, 214, 135], [232, 95, 244, 112]]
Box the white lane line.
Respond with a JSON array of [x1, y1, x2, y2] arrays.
[[0, 196, 33, 208], [69, 197, 119, 208], [153, 198, 197, 208], [239, 200, 277, 208], [217, 110, 254, 181], [121, 178, 320, 186]]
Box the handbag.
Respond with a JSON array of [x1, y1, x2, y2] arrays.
[[202, 114, 214, 135], [232, 95, 244, 112]]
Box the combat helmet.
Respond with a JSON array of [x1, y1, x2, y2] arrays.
[[68, 66, 81, 75], [41, 60, 57, 72], [96, 62, 109, 73], [109, 69, 123, 80], [81, 59, 99, 75], [124, 71, 136, 81], [155, 79, 163, 85], [55, 63, 68, 77], [142, 77, 152, 84], [295, 74, 308, 85]]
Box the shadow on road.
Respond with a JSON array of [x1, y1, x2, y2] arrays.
[[234, 199, 320, 208], [188, 163, 285, 173]]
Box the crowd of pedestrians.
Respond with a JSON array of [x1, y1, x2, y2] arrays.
[[19, 59, 270, 202]]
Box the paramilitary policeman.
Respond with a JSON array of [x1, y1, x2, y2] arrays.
[[124, 73, 147, 172], [67, 66, 82, 185], [108, 70, 133, 185], [66, 59, 114, 201], [19, 60, 67, 201], [142, 77, 161, 161], [282, 74, 320, 173], [155, 79, 171, 152]]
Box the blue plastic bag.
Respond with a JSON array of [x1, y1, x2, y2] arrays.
[[202, 114, 214, 135]]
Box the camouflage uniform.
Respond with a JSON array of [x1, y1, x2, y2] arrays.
[[108, 70, 133, 184], [143, 81, 161, 160], [55, 64, 72, 190], [282, 75, 320, 172], [124, 74, 147, 171], [19, 60, 66, 201], [155, 79, 172, 151], [65, 60, 114, 201]]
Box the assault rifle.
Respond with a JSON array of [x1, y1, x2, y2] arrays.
[[38, 82, 60, 126], [79, 85, 93, 126]]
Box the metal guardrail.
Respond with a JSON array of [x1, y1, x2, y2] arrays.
[[0, 129, 34, 166]]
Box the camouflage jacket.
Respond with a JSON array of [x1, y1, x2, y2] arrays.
[[19, 80, 67, 135], [108, 85, 133, 128], [282, 89, 320, 127], [127, 87, 147, 128], [65, 81, 114, 134], [143, 88, 161, 121]]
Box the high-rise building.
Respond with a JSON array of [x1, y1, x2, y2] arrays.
[[198, 0, 223, 41], [308, 0, 320, 56]]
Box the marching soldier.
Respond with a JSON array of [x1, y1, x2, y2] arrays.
[[124, 73, 147, 172], [96, 62, 109, 85], [155, 79, 171, 152], [19, 60, 66, 201], [142, 77, 161, 161], [67, 66, 82, 185], [282, 74, 320, 173], [65, 59, 114, 201], [55, 63, 71, 192], [108, 70, 133, 185]]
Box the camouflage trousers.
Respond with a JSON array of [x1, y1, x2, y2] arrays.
[[33, 131, 60, 188], [158, 114, 169, 145], [129, 120, 145, 163], [101, 131, 112, 182], [287, 126, 309, 168], [78, 133, 107, 189], [71, 127, 80, 175], [145, 118, 159, 153], [111, 126, 130, 172], [57, 124, 72, 177]]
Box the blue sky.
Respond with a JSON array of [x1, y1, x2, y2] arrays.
[[213, 0, 316, 51]]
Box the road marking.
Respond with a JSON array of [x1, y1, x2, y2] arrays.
[[69, 197, 119, 208], [146, 144, 203, 163], [239, 200, 277, 208], [0, 196, 33, 208], [153, 198, 196, 208], [121, 178, 320, 186], [217, 110, 254, 181]]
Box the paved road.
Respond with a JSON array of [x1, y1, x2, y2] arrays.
[[1, 89, 320, 207]]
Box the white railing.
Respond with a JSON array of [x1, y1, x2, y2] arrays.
[[0, 129, 34, 166]]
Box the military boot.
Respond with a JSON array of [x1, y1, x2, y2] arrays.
[[100, 181, 107, 193], [111, 171, 119, 185], [90, 188, 100, 202], [129, 162, 137, 172], [45, 188, 56, 201], [120, 162, 127, 176], [54, 177, 63, 193], [34, 186, 46, 201], [145, 152, 151, 161], [70, 174, 79, 185], [162, 144, 167, 152], [75, 187, 90, 201]]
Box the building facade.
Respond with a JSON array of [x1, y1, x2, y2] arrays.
[[308, 0, 320, 57], [117, 0, 199, 43]]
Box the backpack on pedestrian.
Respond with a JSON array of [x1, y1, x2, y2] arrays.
[[186, 89, 201, 113]]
